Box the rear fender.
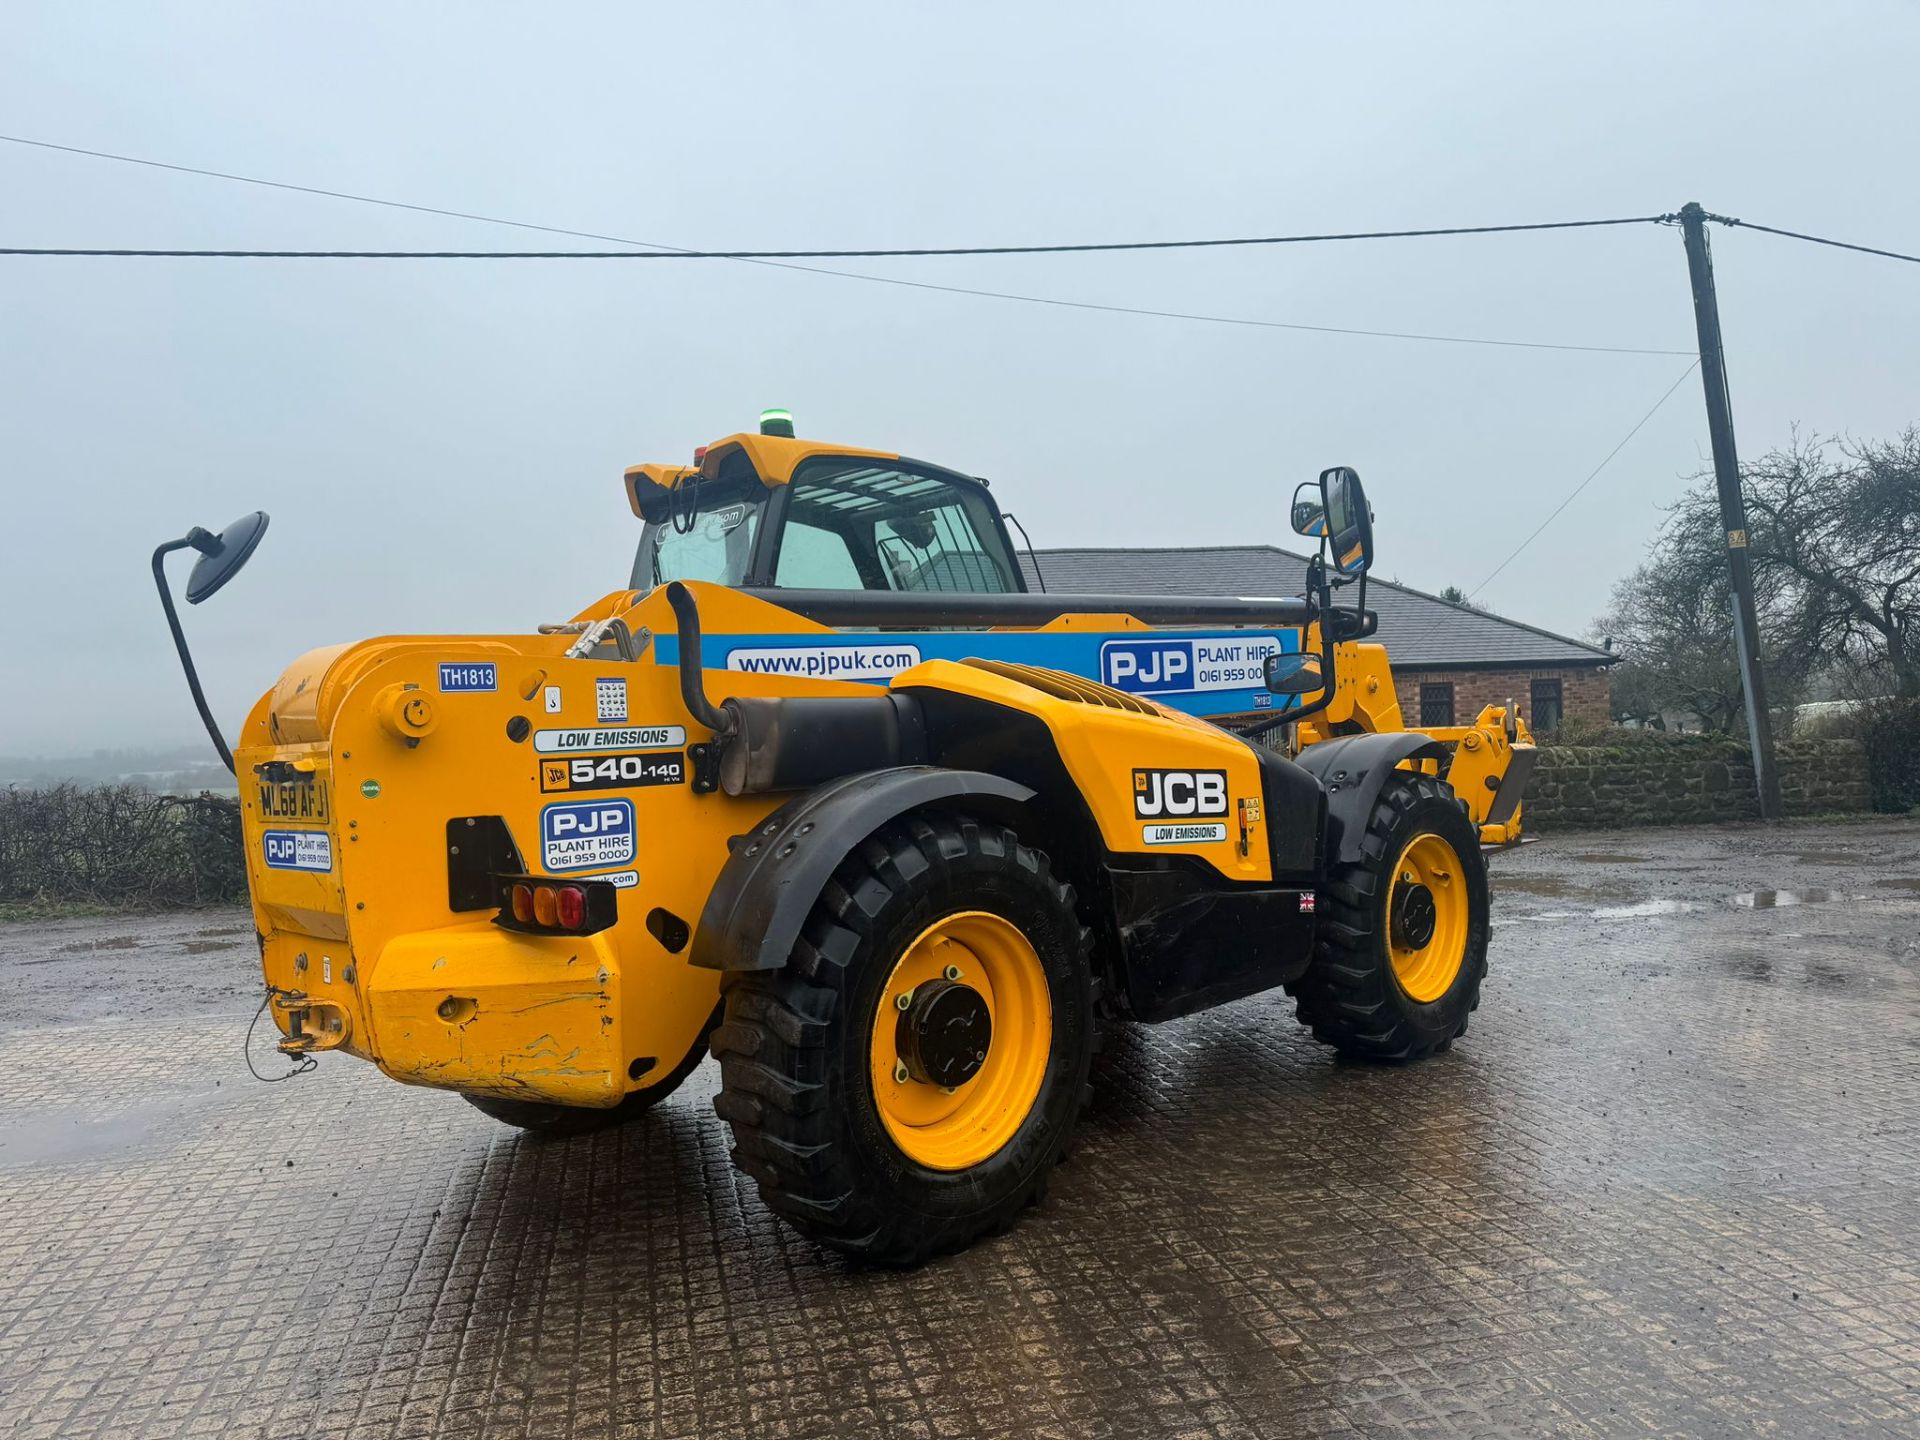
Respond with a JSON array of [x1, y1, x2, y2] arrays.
[[1294, 733, 1450, 865], [688, 767, 1035, 972]]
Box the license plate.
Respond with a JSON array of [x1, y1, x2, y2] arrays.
[[259, 777, 330, 823]]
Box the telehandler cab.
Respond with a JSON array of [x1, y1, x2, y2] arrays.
[[155, 414, 1534, 1264]]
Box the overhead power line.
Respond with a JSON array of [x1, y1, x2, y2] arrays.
[[1697, 212, 1920, 267], [1, 216, 1671, 260], [0, 133, 1691, 354], [1469, 358, 1702, 599]]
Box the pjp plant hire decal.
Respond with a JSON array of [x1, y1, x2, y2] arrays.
[[651, 627, 1302, 720]]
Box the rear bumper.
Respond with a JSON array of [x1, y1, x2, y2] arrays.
[[265, 923, 628, 1107]]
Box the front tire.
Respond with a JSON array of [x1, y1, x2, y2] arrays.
[[1287, 770, 1488, 1061], [711, 812, 1094, 1265]]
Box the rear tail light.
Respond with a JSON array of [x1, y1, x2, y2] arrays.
[[493, 875, 617, 936]]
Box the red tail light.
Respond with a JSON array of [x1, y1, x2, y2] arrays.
[[495, 875, 616, 935]]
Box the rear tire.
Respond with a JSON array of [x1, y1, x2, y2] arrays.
[[711, 811, 1094, 1266], [1287, 771, 1488, 1061], [463, 1002, 720, 1135]]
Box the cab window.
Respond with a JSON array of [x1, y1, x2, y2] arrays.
[[774, 460, 1020, 593], [632, 480, 766, 589]]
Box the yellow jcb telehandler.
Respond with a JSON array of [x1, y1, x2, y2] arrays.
[[152, 414, 1533, 1264]]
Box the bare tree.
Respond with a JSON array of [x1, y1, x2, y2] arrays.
[[1691, 429, 1920, 699], [1598, 426, 1918, 729]]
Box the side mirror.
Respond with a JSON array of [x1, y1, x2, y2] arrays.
[[1290, 482, 1327, 538], [1264, 651, 1326, 697], [1319, 466, 1373, 576], [184, 511, 271, 603]]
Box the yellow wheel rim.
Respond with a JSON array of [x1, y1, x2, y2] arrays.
[[868, 911, 1052, 1171], [1387, 833, 1470, 1003]]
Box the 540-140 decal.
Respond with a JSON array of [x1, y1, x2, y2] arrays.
[[541, 751, 687, 793]]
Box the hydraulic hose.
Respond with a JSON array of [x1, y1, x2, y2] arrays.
[[664, 582, 736, 738]]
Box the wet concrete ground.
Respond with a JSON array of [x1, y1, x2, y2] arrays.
[[1, 815, 1917, 1438]]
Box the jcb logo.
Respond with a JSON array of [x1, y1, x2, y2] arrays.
[[1132, 768, 1229, 819]]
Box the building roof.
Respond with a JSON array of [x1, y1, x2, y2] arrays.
[[1018, 545, 1613, 671]]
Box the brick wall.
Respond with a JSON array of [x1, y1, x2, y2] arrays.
[[1394, 665, 1611, 734], [1522, 736, 1873, 829]]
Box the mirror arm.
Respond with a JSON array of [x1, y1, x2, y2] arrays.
[[1243, 558, 1338, 739], [152, 538, 236, 775]]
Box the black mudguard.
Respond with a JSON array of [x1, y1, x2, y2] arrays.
[[1294, 732, 1451, 866], [688, 767, 1035, 972]]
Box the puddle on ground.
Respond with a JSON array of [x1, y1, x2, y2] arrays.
[[1729, 888, 1864, 909], [1594, 898, 1699, 918], [1492, 875, 1584, 898], [1791, 851, 1860, 866], [181, 938, 246, 955], [1506, 888, 1878, 924], [0, 1096, 203, 1169], [1508, 898, 1699, 923], [1875, 876, 1920, 892], [1567, 852, 1652, 865], [53, 934, 139, 953], [1721, 953, 1852, 988]]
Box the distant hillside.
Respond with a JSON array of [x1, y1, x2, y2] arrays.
[[0, 745, 236, 796]]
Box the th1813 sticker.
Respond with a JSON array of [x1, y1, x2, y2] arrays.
[[438, 661, 497, 693]]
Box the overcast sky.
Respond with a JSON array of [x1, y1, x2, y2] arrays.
[[4, 3, 1917, 756]]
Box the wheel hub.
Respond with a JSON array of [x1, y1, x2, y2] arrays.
[[895, 979, 993, 1088], [1391, 880, 1438, 950]]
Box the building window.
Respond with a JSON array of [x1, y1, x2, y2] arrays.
[[1419, 682, 1455, 728], [1530, 678, 1564, 734]]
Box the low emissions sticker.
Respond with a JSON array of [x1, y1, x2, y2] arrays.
[[263, 830, 333, 872], [534, 725, 687, 754], [1142, 822, 1229, 846], [540, 798, 637, 872]]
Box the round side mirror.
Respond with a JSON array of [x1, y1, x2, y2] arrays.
[[185, 511, 271, 604]]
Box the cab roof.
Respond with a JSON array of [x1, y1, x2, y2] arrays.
[[623, 432, 900, 519]]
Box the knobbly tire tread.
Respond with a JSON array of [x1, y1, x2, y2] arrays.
[[711, 811, 1095, 1266], [1285, 771, 1489, 1062], [463, 1001, 722, 1135]]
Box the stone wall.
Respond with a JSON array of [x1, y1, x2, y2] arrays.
[[1522, 736, 1872, 830], [1394, 665, 1612, 734]]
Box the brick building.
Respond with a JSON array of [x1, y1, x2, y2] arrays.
[[1022, 545, 1615, 734]]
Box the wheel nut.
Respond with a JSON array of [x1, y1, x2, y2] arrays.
[[895, 992, 913, 1011], [943, 965, 962, 981], [893, 1061, 911, 1085]]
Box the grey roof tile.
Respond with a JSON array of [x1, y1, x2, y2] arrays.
[[1018, 545, 1612, 669]]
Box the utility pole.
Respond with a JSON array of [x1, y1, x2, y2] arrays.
[[1678, 201, 1783, 820]]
